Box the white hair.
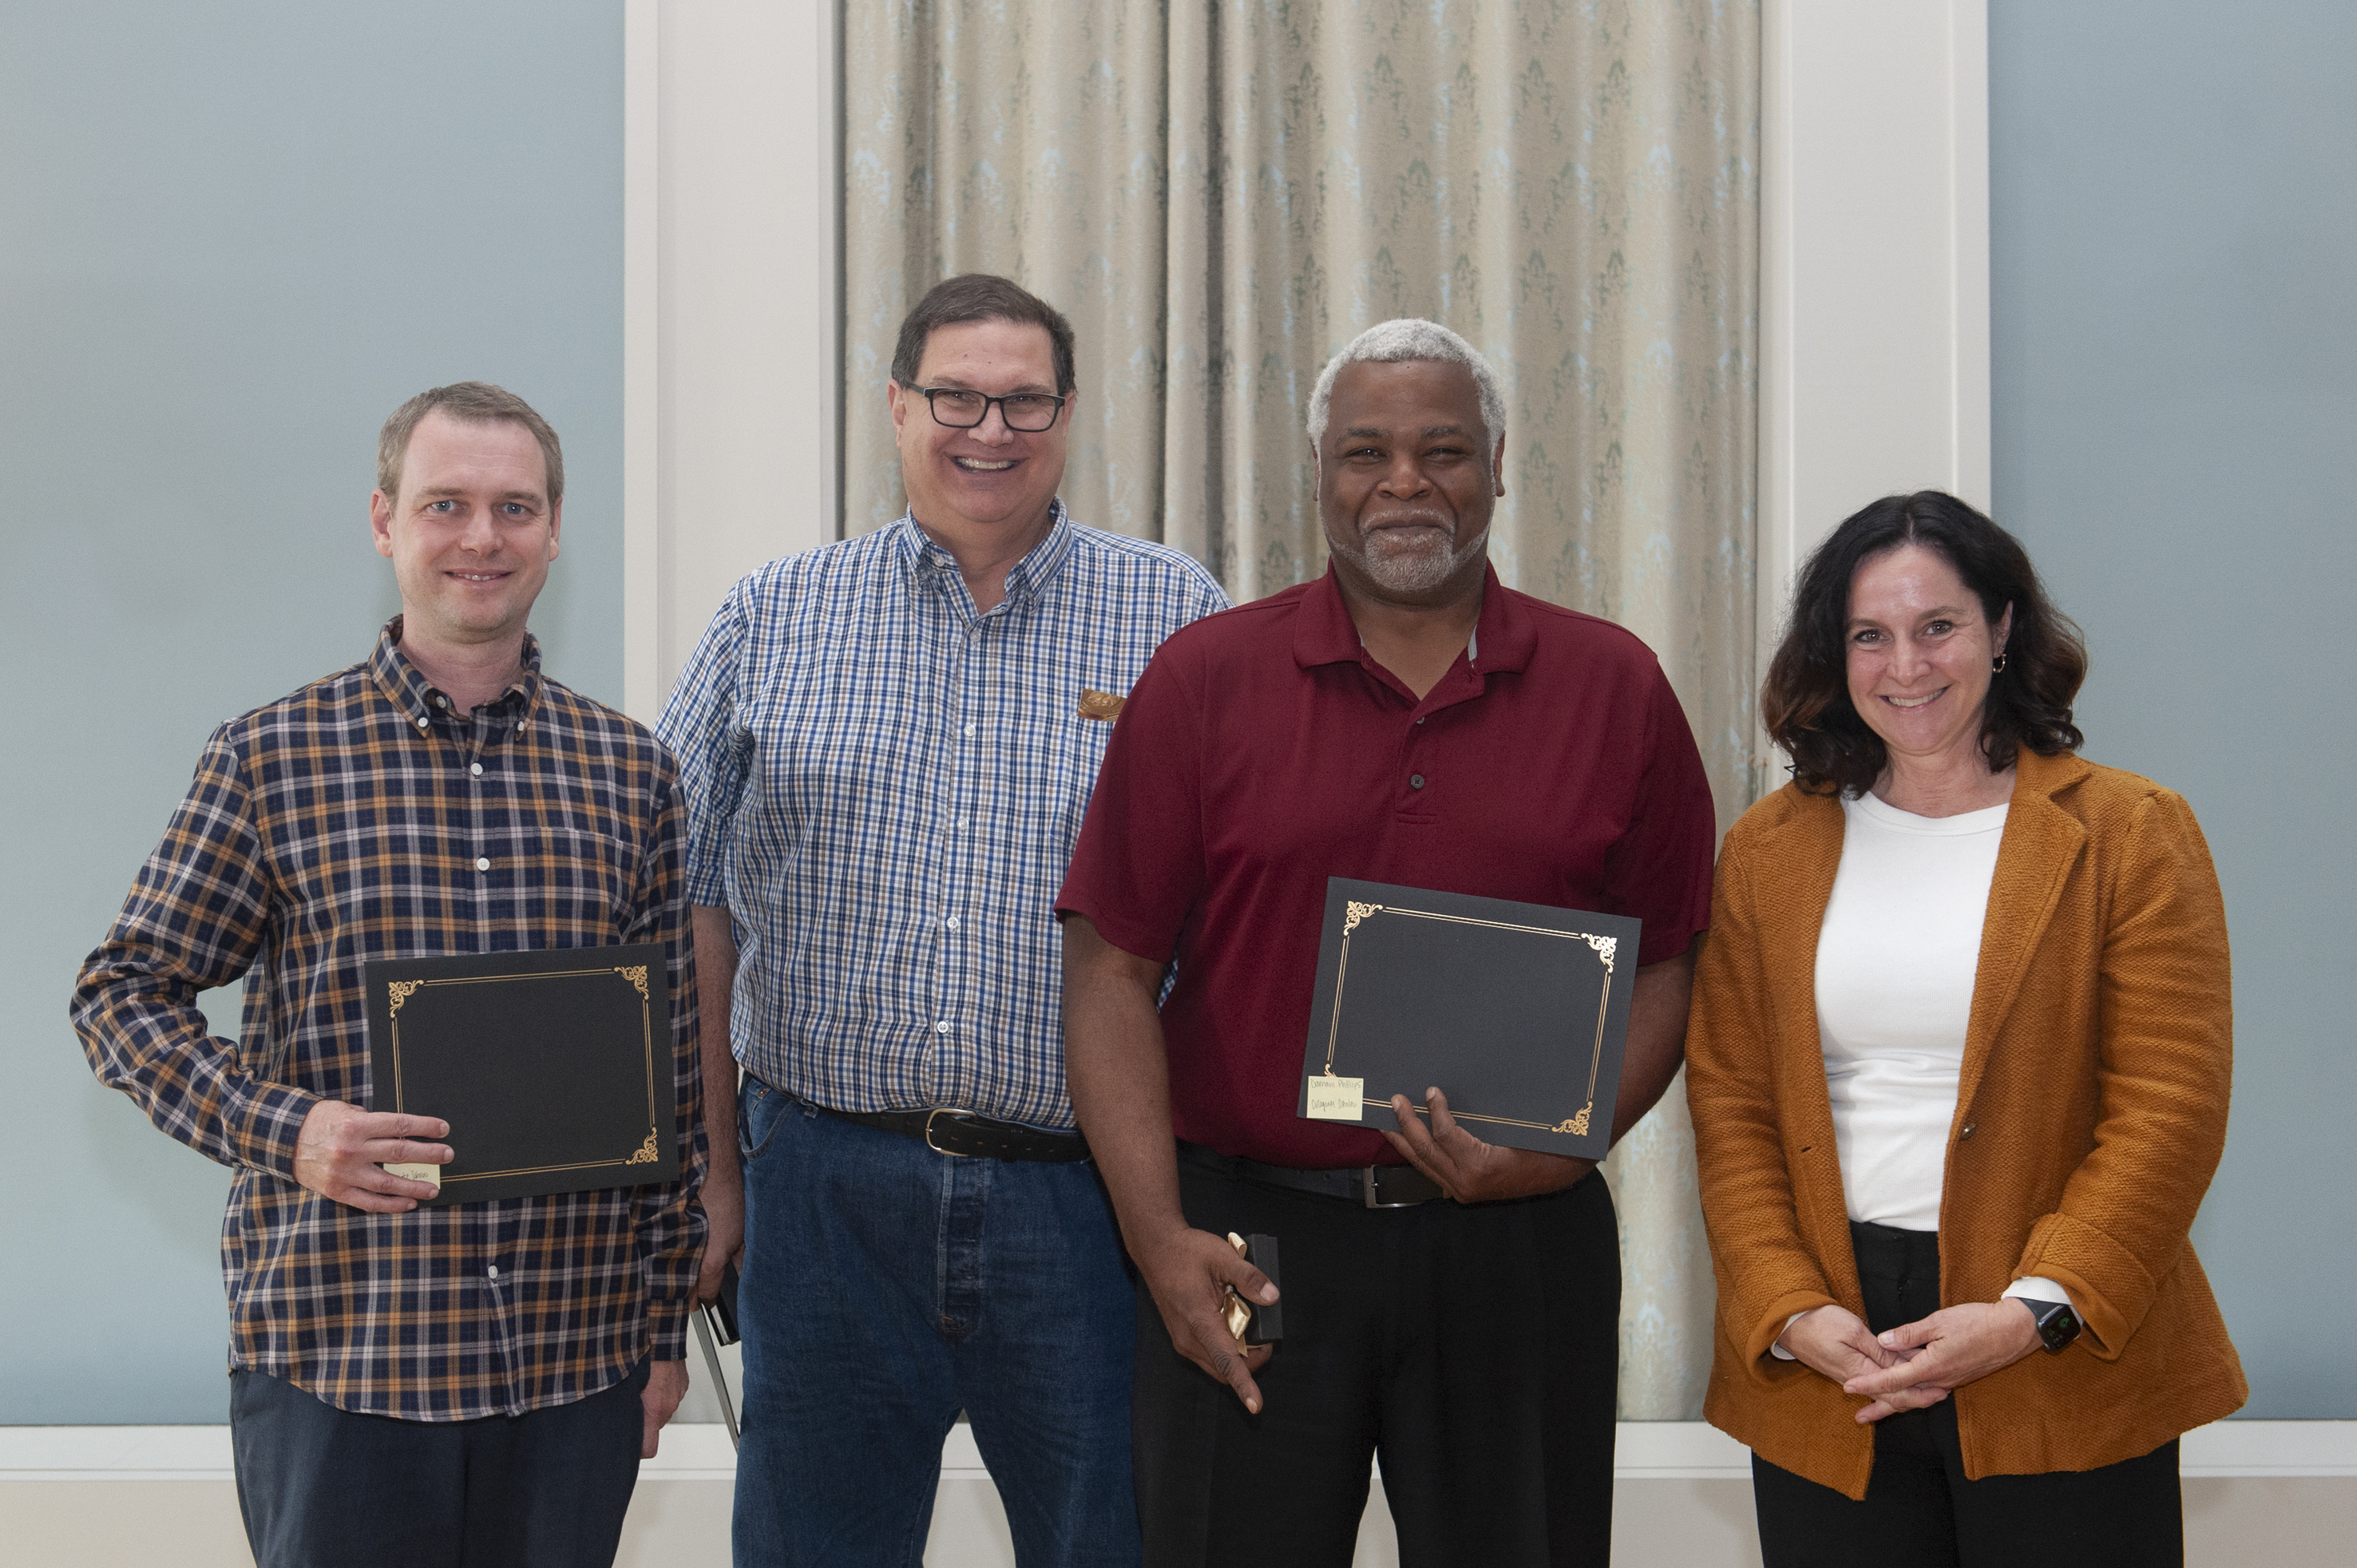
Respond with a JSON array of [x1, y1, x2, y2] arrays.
[[1305, 319, 1507, 446]]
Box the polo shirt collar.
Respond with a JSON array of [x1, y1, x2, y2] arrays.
[[370, 616, 544, 729], [1290, 560, 1536, 677], [894, 498, 1075, 609]]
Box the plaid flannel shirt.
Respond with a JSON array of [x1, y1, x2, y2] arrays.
[[72, 623, 705, 1420], [657, 504, 1226, 1126]]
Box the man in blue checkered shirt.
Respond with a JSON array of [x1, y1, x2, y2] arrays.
[[657, 275, 1227, 1565]]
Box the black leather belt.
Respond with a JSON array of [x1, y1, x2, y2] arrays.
[[1178, 1140, 1446, 1208], [818, 1103, 1091, 1162]]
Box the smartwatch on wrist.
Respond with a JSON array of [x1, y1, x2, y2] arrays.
[[2023, 1297, 2082, 1353]]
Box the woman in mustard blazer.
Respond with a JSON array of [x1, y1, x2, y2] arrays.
[[1686, 493, 2244, 1566]]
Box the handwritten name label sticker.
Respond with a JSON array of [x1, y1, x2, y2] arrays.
[[1305, 1075, 1365, 1122]]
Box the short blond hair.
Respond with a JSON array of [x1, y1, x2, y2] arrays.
[[377, 382, 564, 506]]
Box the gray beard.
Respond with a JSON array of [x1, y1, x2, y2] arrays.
[[1337, 523, 1488, 595]]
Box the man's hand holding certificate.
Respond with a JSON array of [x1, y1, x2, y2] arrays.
[[292, 1099, 452, 1214], [1381, 1085, 1593, 1203], [363, 943, 679, 1205], [1297, 877, 1642, 1165]]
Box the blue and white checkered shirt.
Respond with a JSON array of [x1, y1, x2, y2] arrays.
[[656, 502, 1227, 1128]]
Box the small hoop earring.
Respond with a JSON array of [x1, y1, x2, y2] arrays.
[[1991, 653, 2010, 673]]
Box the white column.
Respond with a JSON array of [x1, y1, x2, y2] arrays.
[[624, 0, 842, 723], [1758, 0, 1990, 772]]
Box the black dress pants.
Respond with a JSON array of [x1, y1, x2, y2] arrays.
[[1750, 1222, 2182, 1568], [1133, 1152, 1622, 1568], [229, 1357, 648, 1568]]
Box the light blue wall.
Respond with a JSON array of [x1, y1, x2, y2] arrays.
[[0, 2, 623, 1422], [1991, 2, 2356, 1417]]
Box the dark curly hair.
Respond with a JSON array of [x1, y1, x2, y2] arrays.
[[1762, 491, 2087, 797]]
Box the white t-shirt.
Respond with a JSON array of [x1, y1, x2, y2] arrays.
[[1773, 788, 2070, 1356], [1814, 790, 2010, 1231]]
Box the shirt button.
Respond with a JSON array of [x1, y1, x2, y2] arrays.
[[475, 857, 491, 872], [960, 818, 971, 829], [1416, 716, 1427, 724], [417, 717, 430, 731], [434, 695, 449, 708], [963, 723, 977, 738], [934, 1020, 952, 1035], [1959, 1122, 1977, 1140], [487, 1265, 500, 1279], [1409, 774, 1427, 790], [945, 916, 961, 930], [469, 762, 483, 777]]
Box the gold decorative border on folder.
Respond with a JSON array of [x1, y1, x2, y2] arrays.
[[383, 966, 663, 1186], [1322, 902, 1617, 1138]]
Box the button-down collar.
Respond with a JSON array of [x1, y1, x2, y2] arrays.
[[368, 616, 544, 731], [891, 499, 1076, 613]]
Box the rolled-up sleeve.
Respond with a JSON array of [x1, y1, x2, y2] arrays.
[[657, 584, 756, 911], [2013, 788, 2233, 1358]]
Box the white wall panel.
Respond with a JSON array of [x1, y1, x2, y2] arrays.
[[1758, 0, 1990, 768], [624, 0, 840, 722]]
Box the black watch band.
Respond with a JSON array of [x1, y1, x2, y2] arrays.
[[2024, 1297, 2082, 1353]]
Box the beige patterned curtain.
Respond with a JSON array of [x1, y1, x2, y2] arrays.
[[844, 0, 1757, 1421]]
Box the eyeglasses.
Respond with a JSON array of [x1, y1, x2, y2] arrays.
[[910, 386, 1068, 433]]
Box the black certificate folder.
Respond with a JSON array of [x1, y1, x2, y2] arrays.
[[1297, 880, 1641, 1161], [363, 944, 679, 1204]]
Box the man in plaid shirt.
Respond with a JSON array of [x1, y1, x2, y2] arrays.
[[73, 382, 704, 1568], [659, 275, 1226, 1565]]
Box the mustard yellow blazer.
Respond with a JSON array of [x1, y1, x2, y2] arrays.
[[1685, 748, 2247, 1499]]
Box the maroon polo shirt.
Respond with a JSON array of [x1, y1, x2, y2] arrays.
[[1056, 563, 1717, 1169]]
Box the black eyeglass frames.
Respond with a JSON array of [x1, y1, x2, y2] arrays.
[[910, 386, 1068, 432]]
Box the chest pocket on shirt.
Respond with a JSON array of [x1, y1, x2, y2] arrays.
[[1048, 710, 1118, 844]]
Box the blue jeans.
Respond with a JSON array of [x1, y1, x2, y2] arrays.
[[734, 1078, 1139, 1566]]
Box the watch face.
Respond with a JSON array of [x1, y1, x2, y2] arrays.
[[2037, 1304, 2082, 1352]]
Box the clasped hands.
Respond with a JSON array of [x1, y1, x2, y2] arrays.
[[1780, 1298, 2043, 1422]]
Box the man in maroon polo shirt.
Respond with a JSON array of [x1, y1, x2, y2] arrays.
[[1057, 319, 1717, 1565]]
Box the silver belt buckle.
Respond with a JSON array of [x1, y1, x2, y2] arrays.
[[1364, 1164, 1418, 1208], [925, 1107, 978, 1157]]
